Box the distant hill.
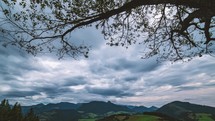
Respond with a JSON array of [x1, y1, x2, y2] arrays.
[[98, 101, 215, 121], [22, 101, 157, 115], [21, 101, 157, 121], [127, 105, 158, 113], [78, 101, 131, 114], [22, 102, 81, 114], [19, 100, 215, 121], [157, 101, 215, 121]]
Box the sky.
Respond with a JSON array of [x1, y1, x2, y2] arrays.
[[0, 26, 215, 107], [0, 1, 215, 108]]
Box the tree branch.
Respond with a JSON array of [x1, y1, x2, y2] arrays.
[[204, 16, 212, 44]]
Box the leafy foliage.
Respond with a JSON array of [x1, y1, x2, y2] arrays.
[[0, 99, 11, 121], [0, 99, 39, 121], [10, 102, 23, 121], [0, 0, 215, 61]]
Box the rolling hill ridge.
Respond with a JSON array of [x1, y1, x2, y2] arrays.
[[21, 101, 215, 121], [157, 101, 215, 121]]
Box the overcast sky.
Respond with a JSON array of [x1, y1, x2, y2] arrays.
[[0, 26, 215, 107]]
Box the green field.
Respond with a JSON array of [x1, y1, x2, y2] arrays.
[[79, 119, 96, 121], [196, 113, 214, 121], [125, 115, 160, 121], [96, 114, 163, 121]]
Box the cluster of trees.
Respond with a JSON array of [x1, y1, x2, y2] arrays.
[[0, 99, 39, 121]]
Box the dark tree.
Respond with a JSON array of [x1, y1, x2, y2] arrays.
[[0, 0, 214, 61], [0, 99, 39, 121], [0, 99, 11, 121], [10, 102, 23, 121], [23, 108, 39, 121]]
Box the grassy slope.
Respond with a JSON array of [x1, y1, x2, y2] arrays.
[[79, 119, 96, 121], [96, 114, 163, 121], [125, 114, 160, 121], [196, 113, 214, 121]]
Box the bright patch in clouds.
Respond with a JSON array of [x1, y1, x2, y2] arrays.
[[31, 92, 48, 100], [0, 85, 11, 92]]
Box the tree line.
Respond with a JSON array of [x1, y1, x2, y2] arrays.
[[0, 99, 39, 121]]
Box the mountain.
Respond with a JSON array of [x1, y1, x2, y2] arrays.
[[22, 101, 157, 115], [45, 102, 81, 110], [149, 106, 158, 111], [22, 102, 81, 114], [78, 101, 131, 114], [22, 103, 45, 114], [98, 101, 215, 121], [19, 100, 215, 121], [157, 101, 215, 121], [127, 105, 158, 113]]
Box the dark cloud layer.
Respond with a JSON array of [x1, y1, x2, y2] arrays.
[[63, 76, 87, 86], [86, 87, 133, 97], [3, 91, 39, 98], [104, 57, 160, 73]]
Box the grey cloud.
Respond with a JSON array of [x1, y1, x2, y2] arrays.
[[0, 48, 50, 104], [89, 56, 160, 77], [2, 76, 17, 81], [0, 46, 39, 82], [123, 76, 139, 82], [32, 85, 73, 98], [0, 68, 9, 75], [89, 61, 111, 76], [184, 98, 193, 101], [176, 86, 201, 92], [36, 86, 59, 94], [69, 27, 104, 49], [0, 48, 8, 56], [15, 62, 39, 72], [176, 81, 215, 92], [205, 83, 215, 87], [144, 59, 215, 88], [107, 58, 160, 73], [63, 76, 87, 86], [3, 91, 39, 98], [0, 45, 29, 58], [195, 63, 215, 77], [86, 87, 133, 97], [146, 75, 188, 87]]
